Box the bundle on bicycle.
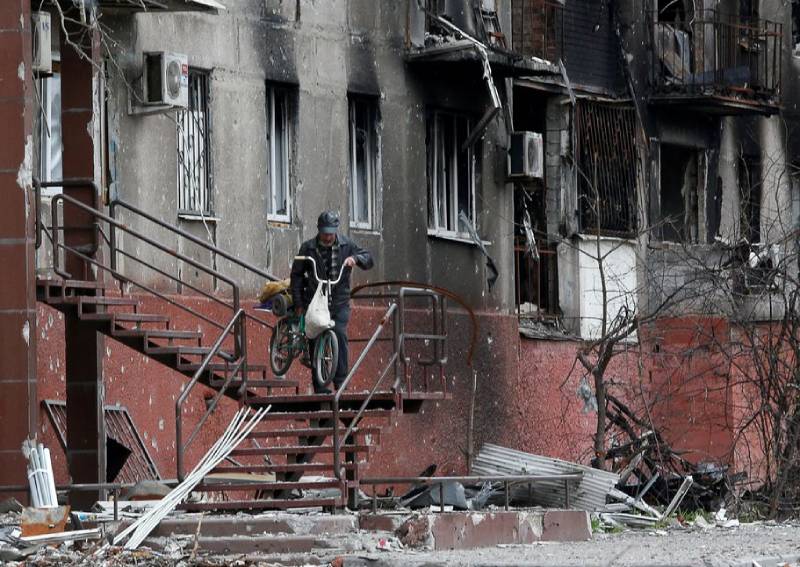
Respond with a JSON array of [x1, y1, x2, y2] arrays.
[[261, 211, 374, 394]]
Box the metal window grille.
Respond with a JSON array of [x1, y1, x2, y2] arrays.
[[349, 97, 379, 229], [177, 71, 211, 215], [427, 110, 476, 236], [576, 101, 638, 236], [267, 85, 291, 222], [42, 399, 162, 484]]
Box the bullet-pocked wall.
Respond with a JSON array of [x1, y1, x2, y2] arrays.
[[102, 0, 515, 314]]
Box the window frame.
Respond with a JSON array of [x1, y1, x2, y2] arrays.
[[38, 71, 63, 197], [266, 84, 292, 224], [348, 95, 380, 230], [426, 109, 477, 239], [176, 69, 212, 217]]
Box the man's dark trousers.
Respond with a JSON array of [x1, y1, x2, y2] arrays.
[[311, 306, 350, 393]]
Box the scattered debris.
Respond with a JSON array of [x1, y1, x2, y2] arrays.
[[21, 506, 70, 537], [22, 439, 58, 508], [19, 528, 101, 545], [105, 406, 269, 551], [0, 499, 23, 514], [472, 443, 619, 510]]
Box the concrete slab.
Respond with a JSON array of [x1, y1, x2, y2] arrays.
[[147, 511, 358, 538], [396, 510, 591, 550]]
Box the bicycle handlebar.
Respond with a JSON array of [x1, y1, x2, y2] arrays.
[[294, 256, 346, 286]]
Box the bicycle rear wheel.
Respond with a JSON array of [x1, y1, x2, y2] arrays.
[[269, 318, 295, 376], [312, 329, 339, 390]]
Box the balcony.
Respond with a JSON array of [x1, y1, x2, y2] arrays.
[[404, 0, 559, 78], [511, 0, 564, 64], [649, 9, 782, 115]]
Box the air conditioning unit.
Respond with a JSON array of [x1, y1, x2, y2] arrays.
[[143, 52, 189, 108], [509, 131, 544, 179], [32, 12, 52, 75]]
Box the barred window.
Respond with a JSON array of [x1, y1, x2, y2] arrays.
[[267, 85, 291, 222], [576, 101, 637, 236], [348, 96, 380, 229], [176, 71, 211, 215]]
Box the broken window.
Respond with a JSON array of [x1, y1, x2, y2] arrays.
[[348, 96, 380, 230], [266, 84, 292, 223], [177, 70, 211, 215], [739, 154, 761, 243], [659, 144, 700, 243], [426, 110, 477, 237], [514, 186, 558, 318], [576, 101, 637, 236]]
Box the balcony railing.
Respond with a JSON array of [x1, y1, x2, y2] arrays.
[[512, 0, 564, 63], [649, 9, 782, 106]]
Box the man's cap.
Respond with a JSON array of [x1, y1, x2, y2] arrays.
[[317, 211, 340, 234]]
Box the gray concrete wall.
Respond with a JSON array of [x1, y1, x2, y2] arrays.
[[102, 0, 515, 313]]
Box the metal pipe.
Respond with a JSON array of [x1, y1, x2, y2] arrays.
[[359, 474, 583, 484], [333, 303, 398, 480]]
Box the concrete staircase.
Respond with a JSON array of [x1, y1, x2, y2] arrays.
[[36, 277, 443, 511]]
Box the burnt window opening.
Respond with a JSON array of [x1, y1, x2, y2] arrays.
[[576, 101, 638, 237], [739, 154, 761, 244], [266, 83, 293, 223], [426, 109, 477, 237], [177, 70, 211, 216], [348, 95, 381, 230], [659, 144, 702, 243], [514, 186, 558, 319]]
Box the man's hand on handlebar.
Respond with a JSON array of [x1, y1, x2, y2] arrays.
[[343, 256, 356, 268]]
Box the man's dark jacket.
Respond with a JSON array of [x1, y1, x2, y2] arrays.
[[290, 234, 373, 311]]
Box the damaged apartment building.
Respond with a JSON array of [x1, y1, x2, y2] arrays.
[[1, 0, 798, 510]]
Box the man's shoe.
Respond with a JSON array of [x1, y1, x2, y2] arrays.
[[314, 386, 332, 395]]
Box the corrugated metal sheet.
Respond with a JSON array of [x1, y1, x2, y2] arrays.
[[471, 444, 619, 511]]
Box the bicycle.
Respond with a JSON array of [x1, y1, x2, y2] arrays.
[[266, 256, 343, 391]]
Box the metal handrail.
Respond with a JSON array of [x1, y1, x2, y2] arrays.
[[109, 198, 278, 332], [33, 177, 99, 251], [332, 303, 399, 480], [176, 309, 246, 481], [49, 193, 243, 351], [110, 199, 278, 283]]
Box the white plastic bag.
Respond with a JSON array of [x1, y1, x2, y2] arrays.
[[304, 282, 334, 339]]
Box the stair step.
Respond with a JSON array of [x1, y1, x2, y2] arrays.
[[179, 497, 341, 512], [229, 445, 370, 457], [78, 296, 139, 306], [248, 392, 396, 405], [255, 410, 394, 421], [247, 426, 380, 439], [196, 480, 342, 492], [178, 362, 259, 373], [243, 379, 300, 389], [82, 312, 169, 324], [146, 345, 211, 355], [145, 329, 203, 340], [212, 463, 355, 475]]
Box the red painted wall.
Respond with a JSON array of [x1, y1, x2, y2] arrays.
[[36, 294, 755, 487]]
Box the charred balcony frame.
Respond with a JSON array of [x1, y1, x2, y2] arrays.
[[648, 9, 782, 115], [404, 0, 559, 78], [511, 0, 565, 64]]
